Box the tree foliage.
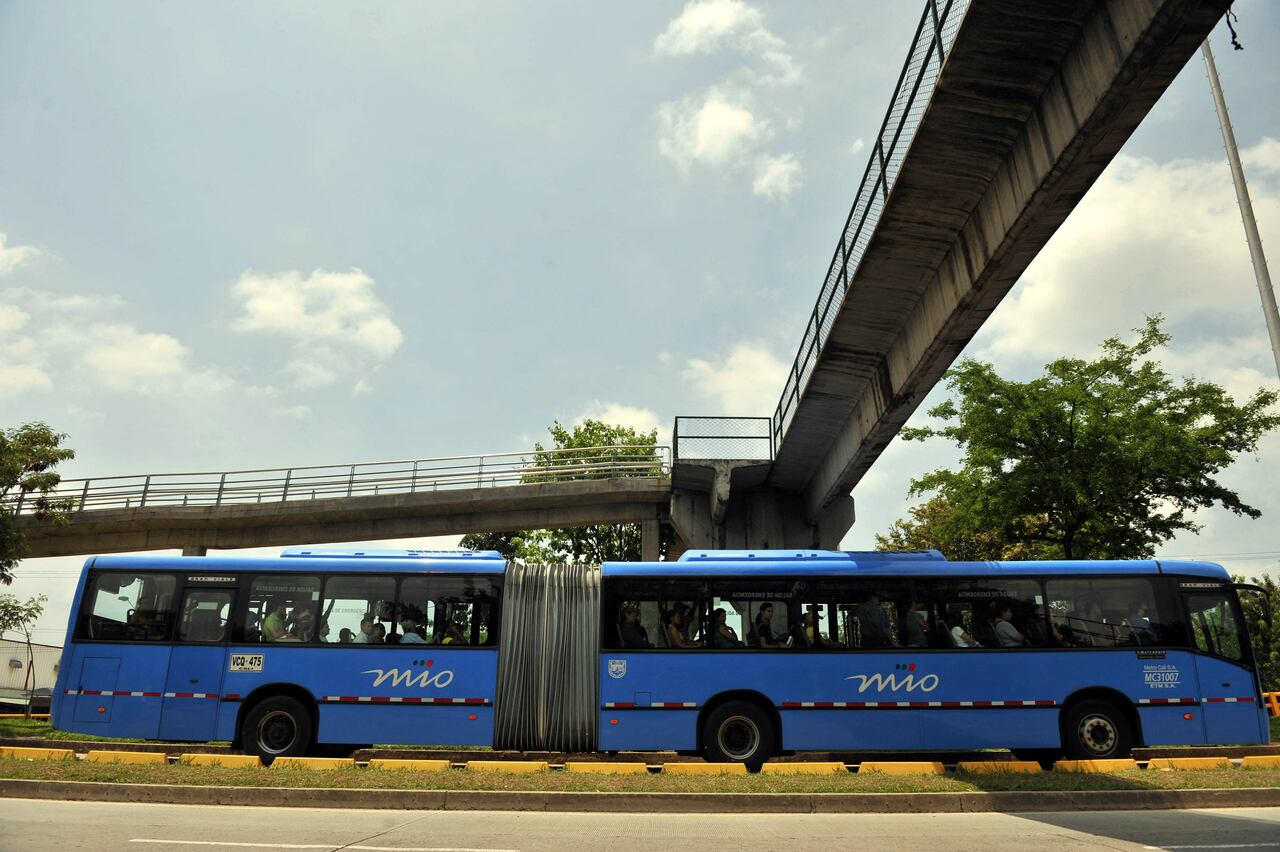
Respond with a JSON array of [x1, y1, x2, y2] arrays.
[[899, 318, 1280, 559], [874, 495, 1055, 561], [1, 423, 76, 584], [0, 593, 47, 641], [1237, 574, 1279, 693], [460, 419, 668, 563]]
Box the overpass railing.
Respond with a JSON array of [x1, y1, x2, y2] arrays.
[[771, 0, 970, 450], [673, 416, 774, 461], [7, 445, 671, 515]]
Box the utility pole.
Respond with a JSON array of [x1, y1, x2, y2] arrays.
[[1202, 39, 1280, 380]]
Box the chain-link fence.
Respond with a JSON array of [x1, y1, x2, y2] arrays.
[[673, 417, 774, 461]]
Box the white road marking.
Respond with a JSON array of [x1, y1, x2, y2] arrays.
[[129, 841, 518, 852]]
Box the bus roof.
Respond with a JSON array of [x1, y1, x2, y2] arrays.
[[604, 553, 1231, 580], [87, 549, 507, 575]]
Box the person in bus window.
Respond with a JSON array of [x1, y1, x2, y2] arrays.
[[620, 606, 651, 649], [1082, 601, 1115, 646], [856, 592, 897, 647], [317, 618, 331, 643], [753, 603, 780, 648], [262, 600, 289, 642], [370, 622, 387, 643], [288, 605, 314, 642], [803, 607, 833, 648], [400, 618, 426, 643], [442, 621, 468, 645], [948, 608, 981, 648], [993, 604, 1027, 647], [665, 608, 701, 648], [338, 628, 355, 644], [355, 616, 375, 643], [905, 598, 930, 648], [712, 608, 741, 648]]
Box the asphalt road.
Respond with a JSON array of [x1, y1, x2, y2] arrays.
[[2, 799, 1280, 851]]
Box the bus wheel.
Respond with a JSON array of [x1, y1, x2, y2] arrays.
[[702, 701, 774, 771], [242, 696, 313, 759], [1063, 699, 1132, 760]]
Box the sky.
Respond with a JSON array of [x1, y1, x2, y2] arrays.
[[2, 0, 1280, 644]]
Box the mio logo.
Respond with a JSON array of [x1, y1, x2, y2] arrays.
[[362, 667, 454, 689], [845, 671, 940, 693]]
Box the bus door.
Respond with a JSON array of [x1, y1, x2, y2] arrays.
[[1182, 585, 1265, 745], [159, 580, 236, 741]]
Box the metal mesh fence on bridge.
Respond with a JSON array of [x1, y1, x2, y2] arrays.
[[673, 417, 773, 462], [772, 0, 971, 451], [6, 445, 671, 515]]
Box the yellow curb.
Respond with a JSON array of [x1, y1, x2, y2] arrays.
[[85, 750, 168, 765], [465, 760, 549, 773], [858, 761, 945, 775], [368, 758, 452, 772], [270, 756, 353, 770], [1241, 756, 1280, 769], [1146, 757, 1233, 771], [1055, 759, 1139, 773], [0, 746, 76, 761], [179, 754, 262, 768], [660, 762, 748, 776], [761, 762, 847, 775], [956, 761, 1043, 774], [563, 761, 649, 775], [0, 714, 50, 719]]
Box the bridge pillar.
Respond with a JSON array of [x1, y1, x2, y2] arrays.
[[640, 520, 660, 562], [670, 461, 855, 551]]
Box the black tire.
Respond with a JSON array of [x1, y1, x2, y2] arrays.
[[241, 696, 314, 759], [1062, 699, 1133, 760], [702, 701, 775, 771]]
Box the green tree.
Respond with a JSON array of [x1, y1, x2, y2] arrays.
[[1237, 574, 1279, 693], [874, 495, 1055, 561], [899, 317, 1280, 560], [1, 423, 76, 584], [0, 593, 48, 717], [460, 419, 668, 563]]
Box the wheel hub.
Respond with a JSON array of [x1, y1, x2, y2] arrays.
[[1078, 714, 1117, 756], [717, 715, 761, 761], [258, 710, 298, 754]]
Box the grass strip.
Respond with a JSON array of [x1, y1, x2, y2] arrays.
[[1, 758, 1279, 794]]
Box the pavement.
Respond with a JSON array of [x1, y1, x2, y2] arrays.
[[2, 799, 1279, 851]]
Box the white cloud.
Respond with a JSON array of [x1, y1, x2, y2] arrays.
[[0, 304, 29, 336], [574, 400, 668, 445], [273, 404, 313, 420], [657, 90, 760, 172], [0, 233, 41, 275], [81, 325, 193, 389], [0, 362, 52, 394], [849, 137, 866, 156], [652, 1, 801, 201], [231, 268, 404, 388], [752, 152, 802, 200], [683, 342, 787, 415]]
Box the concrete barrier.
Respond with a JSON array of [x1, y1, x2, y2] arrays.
[[858, 761, 945, 775], [85, 750, 168, 765], [0, 746, 75, 761], [1241, 756, 1280, 769], [1146, 757, 1233, 771]]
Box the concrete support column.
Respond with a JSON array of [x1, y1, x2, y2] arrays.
[[181, 545, 208, 556], [640, 520, 660, 562]]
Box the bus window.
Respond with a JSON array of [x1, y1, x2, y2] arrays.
[[400, 576, 500, 647], [705, 579, 801, 650], [1185, 592, 1244, 661], [813, 580, 914, 649], [177, 588, 232, 643], [1046, 578, 1175, 648], [322, 576, 396, 644], [603, 579, 705, 650], [241, 576, 320, 643], [79, 572, 178, 642], [932, 579, 1045, 649]]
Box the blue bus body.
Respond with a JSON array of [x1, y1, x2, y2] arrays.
[[597, 552, 1269, 756], [52, 551, 504, 749]]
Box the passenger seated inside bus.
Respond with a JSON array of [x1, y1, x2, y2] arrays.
[[946, 608, 981, 647], [370, 622, 387, 643], [1124, 601, 1156, 645], [664, 608, 702, 648], [905, 598, 929, 648], [1070, 601, 1116, 646], [441, 621, 468, 645], [263, 600, 289, 642], [993, 604, 1027, 647], [620, 605, 652, 648], [752, 603, 781, 648], [712, 608, 742, 647], [338, 628, 354, 643], [355, 616, 375, 643], [803, 607, 832, 648], [400, 618, 426, 643], [287, 605, 315, 641]]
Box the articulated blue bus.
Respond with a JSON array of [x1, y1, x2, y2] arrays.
[[52, 549, 1270, 767]]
